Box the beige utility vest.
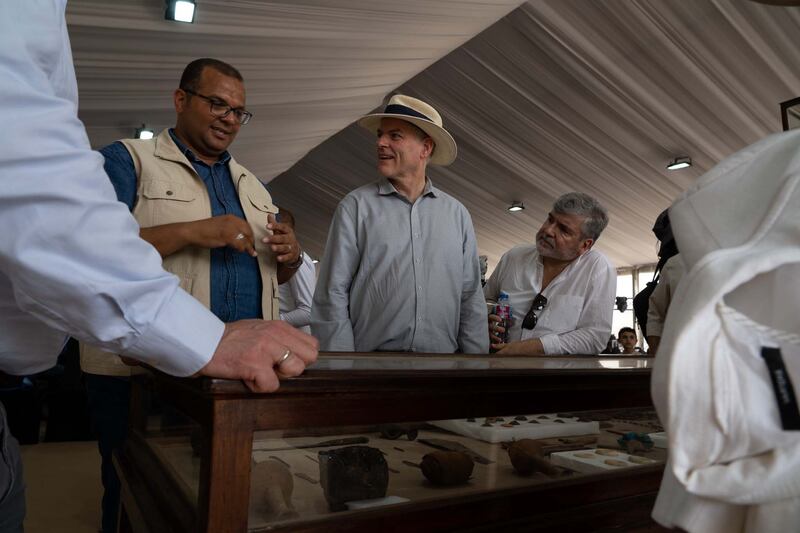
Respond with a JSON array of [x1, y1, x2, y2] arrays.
[[81, 129, 279, 376]]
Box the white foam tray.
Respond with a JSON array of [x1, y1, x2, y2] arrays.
[[429, 414, 599, 444], [551, 448, 657, 473]]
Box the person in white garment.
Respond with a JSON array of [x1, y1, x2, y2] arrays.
[[651, 129, 800, 532], [0, 2, 317, 529], [484, 192, 616, 356], [645, 253, 685, 354], [278, 208, 315, 333]]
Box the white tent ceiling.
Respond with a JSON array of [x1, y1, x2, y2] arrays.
[[68, 0, 800, 271]]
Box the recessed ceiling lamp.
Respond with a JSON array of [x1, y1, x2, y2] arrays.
[[666, 156, 692, 170], [508, 201, 525, 212], [165, 0, 196, 23], [135, 125, 154, 140]]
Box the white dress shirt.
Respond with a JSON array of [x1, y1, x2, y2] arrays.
[[0, 0, 224, 377], [279, 251, 315, 334], [484, 245, 616, 355], [646, 253, 685, 338], [651, 130, 800, 532]]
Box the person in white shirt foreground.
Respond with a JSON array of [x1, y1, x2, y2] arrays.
[[0, 2, 318, 529], [651, 129, 800, 532], [484, 192, 616, 355]]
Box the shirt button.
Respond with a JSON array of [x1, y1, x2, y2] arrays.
[[166, 190, 174, 196], [418, 286, 422, 291], [415, 258, 421, 264]]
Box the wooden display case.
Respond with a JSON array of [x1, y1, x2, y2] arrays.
[[116, 354, 666, 532]]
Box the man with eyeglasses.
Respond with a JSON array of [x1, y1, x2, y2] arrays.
[[484, 192, 616, 356], [80, 57, 304, 533]]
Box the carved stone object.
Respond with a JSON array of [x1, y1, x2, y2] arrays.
[[507, 439, 559, 476], [249, 459, 296, 520], [421, 451, 474, 486], [318, 446, 389, 511]]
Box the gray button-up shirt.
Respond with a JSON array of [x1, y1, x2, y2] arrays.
[[312, 178, 488, 354]]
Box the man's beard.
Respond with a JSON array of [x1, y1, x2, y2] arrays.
[[536, 233, 579, 262]]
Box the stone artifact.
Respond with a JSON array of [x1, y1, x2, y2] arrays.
[[256, 436, 368, 452], [421, 451, 474, 486], [378, 424, 419, 441], [249, 459, 296, 520], [514, 415, 527, 421], [616, 431, 654, 454], [294, 472, 318, 485], [318, 446, 389, 511], [594, 448, 621, 456], [507, 439, 559, 476], [604, 459, 628, 467], [418, 438, 493, 465]]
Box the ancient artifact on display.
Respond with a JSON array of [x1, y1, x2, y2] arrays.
[[594, 448, 621, 456], [616, 431, 654, 454], [249, 459, 297, 520], [318, 446, 389, 511], [507, 439, 559, 476], [421, 451, 474, 486], [431, 414, 599, 443], [417, 438, 493, 465], [378, 424, 419, 441], [255, 436, 368, 452]]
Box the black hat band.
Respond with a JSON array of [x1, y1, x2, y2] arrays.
[[383, 104, 433, 123]]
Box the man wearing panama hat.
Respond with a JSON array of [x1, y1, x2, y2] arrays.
[[311, 95, 488, 354]]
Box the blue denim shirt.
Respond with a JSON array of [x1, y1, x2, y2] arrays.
[[99, 129, 263, 321]]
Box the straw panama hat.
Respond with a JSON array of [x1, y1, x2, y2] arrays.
[[358, 94, 458, 166]]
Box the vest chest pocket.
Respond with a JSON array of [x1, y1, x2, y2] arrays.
[[245, 191, 278, 240], [246, 192, 277, 216], [139, 180, 200, 226]]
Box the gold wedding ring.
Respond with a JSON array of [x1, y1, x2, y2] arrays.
[[277, 349, 292, 366]]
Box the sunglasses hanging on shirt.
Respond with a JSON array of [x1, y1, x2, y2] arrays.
[[521, 293, 548, 330]]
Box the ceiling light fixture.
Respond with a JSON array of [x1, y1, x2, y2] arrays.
[[135, 125, 154, 140], [165, 0, 196, 23], [507, 201, 525, 212], [666, 156, 692, 170]]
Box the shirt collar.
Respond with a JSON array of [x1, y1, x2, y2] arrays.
[[377, 177, 439, 198], [168, 128, 231, 166]]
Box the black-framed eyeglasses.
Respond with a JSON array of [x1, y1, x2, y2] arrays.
[[183, 88, 253, 125], [522, 293, 548, 330]]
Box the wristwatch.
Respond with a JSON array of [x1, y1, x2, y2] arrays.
[[285, 249, 304, 269]]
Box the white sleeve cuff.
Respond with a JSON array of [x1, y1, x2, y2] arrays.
[[539, 334, 562, 355], [123, 289, 224, 377], [647, 319, 664, 337]]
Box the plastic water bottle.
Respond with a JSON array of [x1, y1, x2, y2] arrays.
[[494, 292, 513, 344]]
